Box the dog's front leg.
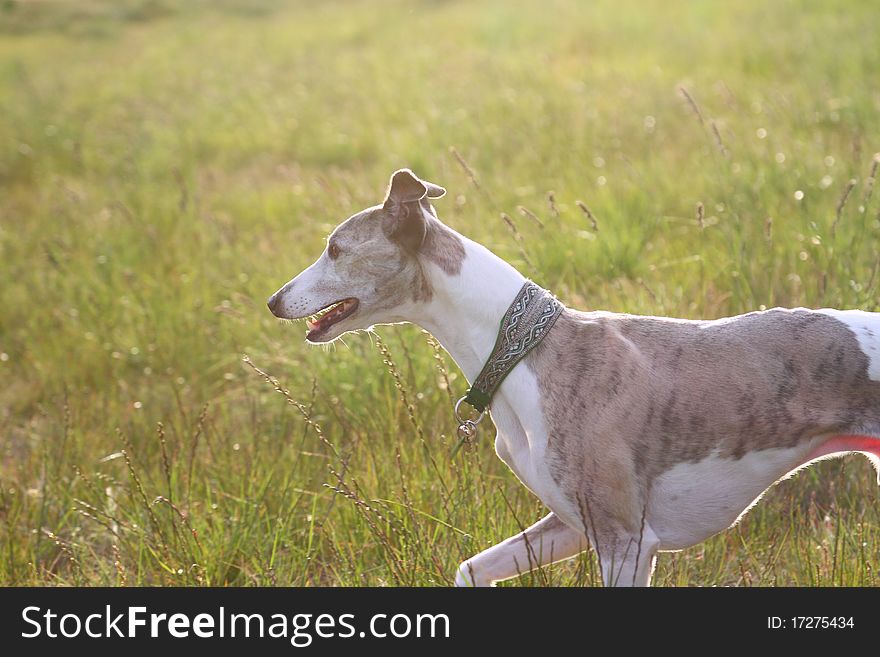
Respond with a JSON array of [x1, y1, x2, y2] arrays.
[[594, 524, 661, 587], [454, 512, 586, 587]]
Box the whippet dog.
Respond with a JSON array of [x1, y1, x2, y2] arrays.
[[267, 168, 880, 587]]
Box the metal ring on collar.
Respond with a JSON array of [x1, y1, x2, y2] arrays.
[[454, 396, 487, 425]]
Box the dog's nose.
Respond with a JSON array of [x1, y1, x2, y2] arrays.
[[267, 293, 280, 315]]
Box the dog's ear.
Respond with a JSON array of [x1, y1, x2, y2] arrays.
[[383, 169, 447, 205], [423, 180, 446, 199], [384, 169, 427, 206], [383, 169, 429, 252], [387, 202, 428, 252]]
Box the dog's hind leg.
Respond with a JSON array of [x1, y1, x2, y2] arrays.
[[454, 512, 586, 587]]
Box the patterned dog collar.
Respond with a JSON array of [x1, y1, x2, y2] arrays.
[[453, 281, 564, 451]]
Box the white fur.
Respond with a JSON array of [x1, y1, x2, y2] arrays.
[[454, 514, 587, 587], [416, 239, 584, 529], [648, 441, 827, 550], [817, 308, 880, 381], [273, 257, 332, 320]]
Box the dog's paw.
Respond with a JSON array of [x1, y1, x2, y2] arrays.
[[454, 561, 493, 587]]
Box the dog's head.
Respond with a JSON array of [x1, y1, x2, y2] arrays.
[[267, 169, 455, 343]]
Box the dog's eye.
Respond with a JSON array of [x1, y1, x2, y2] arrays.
[[328, 243, 340, 260]]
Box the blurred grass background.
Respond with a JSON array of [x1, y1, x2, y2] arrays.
[[1, 0, 879, 585]]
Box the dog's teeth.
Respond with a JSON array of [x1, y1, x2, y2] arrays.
[[304, 300, 354, 334]]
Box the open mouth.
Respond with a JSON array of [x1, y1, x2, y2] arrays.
[[305, 298, 359, 340]]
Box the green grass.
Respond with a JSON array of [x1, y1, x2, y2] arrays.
[[1, 0, 879, 586]]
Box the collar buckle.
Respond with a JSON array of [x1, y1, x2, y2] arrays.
[[453, 396, 487, 454]]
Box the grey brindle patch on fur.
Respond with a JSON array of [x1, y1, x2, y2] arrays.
[[327, 207, 428, 307], [325, 201, 464, 308], [419, 200, 466, 276], [526, 307, 880, 532]]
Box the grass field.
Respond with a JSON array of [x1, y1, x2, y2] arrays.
[[1, 0, 879, 586]]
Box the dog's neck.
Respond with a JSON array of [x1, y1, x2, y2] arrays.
[[415, 230, 527, 383]]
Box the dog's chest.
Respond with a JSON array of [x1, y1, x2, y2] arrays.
[[488, 366, 586, 528]]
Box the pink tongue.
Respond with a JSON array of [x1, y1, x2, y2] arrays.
[[319, 306, 339, 328]]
